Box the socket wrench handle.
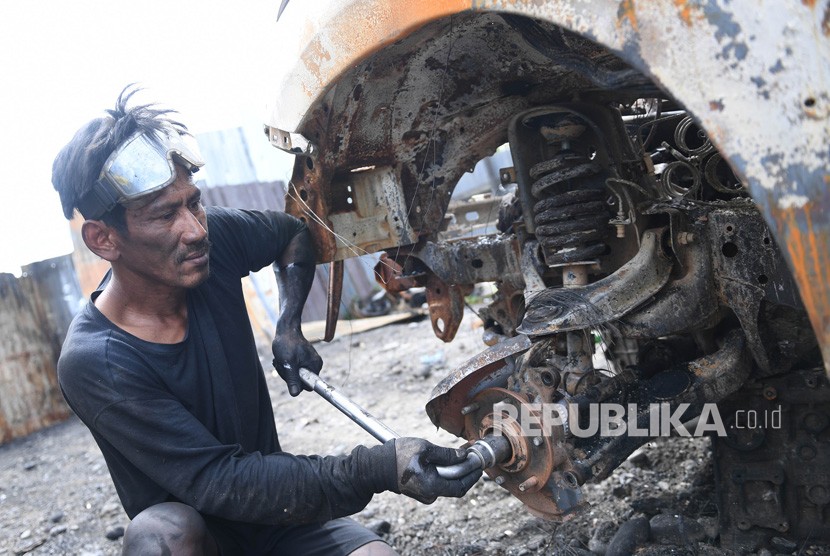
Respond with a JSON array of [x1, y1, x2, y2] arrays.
[[298, 367, 400, 443], [298, 368, 509, 479]]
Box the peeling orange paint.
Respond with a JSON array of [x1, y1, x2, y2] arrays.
[[771, 200, 830, 376], [617, 0, 639, 32], [673, 0, 694, 26], [274, 0, 474, 130], [302, 36, 332, 89]]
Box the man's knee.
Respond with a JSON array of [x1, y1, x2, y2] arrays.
[[349, 540, 398, 556], [122, 502, 218, 556]]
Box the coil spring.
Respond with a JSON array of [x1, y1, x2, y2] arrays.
[[529, 152, 608, 266]]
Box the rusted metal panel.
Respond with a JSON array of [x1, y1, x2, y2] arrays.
[[0, 262, 75, 445], [326, 166, 418, 260], [426, 333, 533, 436], [768, 199, 830, 379], [408, 234, 524, 288]]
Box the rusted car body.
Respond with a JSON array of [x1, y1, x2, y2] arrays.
[[266, 1, 830, 550]]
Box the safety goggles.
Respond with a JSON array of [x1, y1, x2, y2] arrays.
[[77, 126, 205, 220]]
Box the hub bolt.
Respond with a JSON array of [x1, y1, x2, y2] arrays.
[[518, 476, 539, 492]]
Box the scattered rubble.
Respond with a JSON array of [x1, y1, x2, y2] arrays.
[[1, 309, 828, 555]]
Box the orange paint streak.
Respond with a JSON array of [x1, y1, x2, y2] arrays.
[[804, 210, 830, 328], [774, 202, 830, 375], [803, 0, 817, 8], [673, 0, 693, 26], [618, 0, 639, 32], [297, 0, 473, 94], [781, 209, 816, 310]]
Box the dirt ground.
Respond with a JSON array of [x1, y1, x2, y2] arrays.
[[1, 307, 827, 555]]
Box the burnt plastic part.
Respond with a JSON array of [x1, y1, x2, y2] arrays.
[[714, 369, 830, 551]]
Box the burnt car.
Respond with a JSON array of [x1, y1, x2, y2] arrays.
[[264, 1, 830, 550]]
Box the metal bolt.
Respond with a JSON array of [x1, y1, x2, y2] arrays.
[[677, 232, 696, 245], [518, 476, 539, 492], [499, 167, 516, 186], [563, 471, 579, 488], [461, 403, 479, 416], [532, 436, 544, 447], [763, 386, 777, 401], [494, 475, 506, 486]]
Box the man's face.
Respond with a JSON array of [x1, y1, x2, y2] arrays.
[[114, 165, 210, 290]]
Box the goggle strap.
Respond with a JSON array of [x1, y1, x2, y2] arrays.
[[77, 180, 120, 220]]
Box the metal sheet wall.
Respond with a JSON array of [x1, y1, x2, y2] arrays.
[[0, 256, 78, 444]]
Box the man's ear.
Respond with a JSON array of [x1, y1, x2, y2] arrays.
[[81, 220, 120, 262]]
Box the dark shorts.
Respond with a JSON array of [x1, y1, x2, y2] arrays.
[[204, 516, 385, 556]]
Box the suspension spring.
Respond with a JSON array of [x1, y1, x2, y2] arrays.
[[530, 151, 608, 266]]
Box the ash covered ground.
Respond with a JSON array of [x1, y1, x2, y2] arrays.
[[1, 308, 827, 555]]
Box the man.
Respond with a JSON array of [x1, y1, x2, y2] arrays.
[[51, 88, 481, 555]]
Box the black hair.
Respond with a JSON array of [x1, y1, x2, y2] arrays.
[[51, 85, 188, 232]]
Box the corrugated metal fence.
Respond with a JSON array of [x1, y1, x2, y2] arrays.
[[0, 256, 79, 445]]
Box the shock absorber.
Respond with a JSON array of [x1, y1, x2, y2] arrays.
[[530, 148, 609, 268], [508, 106, 619, 394], [526, 111, 612, 285]]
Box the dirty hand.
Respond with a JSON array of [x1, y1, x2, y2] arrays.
[[393, 437, 481, 504], [272, 328, 323, 396]]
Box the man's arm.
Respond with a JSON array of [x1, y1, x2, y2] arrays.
[[92, 395, 397, 523], [94, 398, 478, 523], [271, 226, 323, 396]]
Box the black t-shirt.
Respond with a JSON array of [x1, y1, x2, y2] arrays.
[[58, 206, 394, 525]]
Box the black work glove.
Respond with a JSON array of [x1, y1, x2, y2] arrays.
[[392, 437, 482, 504], [272, 327, 323, 396]]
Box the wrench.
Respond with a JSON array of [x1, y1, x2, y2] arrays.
[[298, 368, 509, 479]]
